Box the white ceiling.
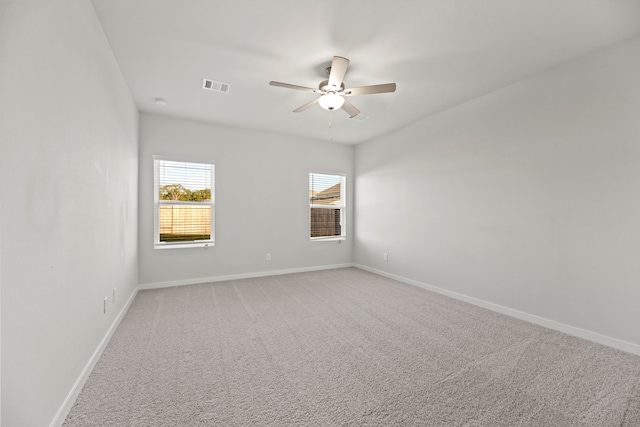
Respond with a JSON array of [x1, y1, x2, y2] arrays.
[[91, 0, 640, 145]]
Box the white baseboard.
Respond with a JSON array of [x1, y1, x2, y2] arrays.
[[138, 263, 356, 290], [50, 287, 139, 427], [355, 264, 640, 356]]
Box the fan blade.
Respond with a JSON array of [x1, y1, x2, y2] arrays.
[[344, 83, 396, 96], [341, 98, 360, 118], [328, 56, 349, 88], [293, 98, 319, 113], [269, 81, 319, 93]]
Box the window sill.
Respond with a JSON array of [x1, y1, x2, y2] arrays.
[[154, 242, 215, 250], [310, 237, 346, 243]]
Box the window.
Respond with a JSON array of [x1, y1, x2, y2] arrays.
[[309, 172, 346, 240], [154, 157, 214, 249]]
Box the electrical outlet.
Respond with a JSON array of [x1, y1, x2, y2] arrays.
[[104, 297, 108, 314], [266, 252, 271, 261], [384, 253, 388, 261]]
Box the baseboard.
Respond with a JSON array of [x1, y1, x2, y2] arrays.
[[355, 264, 640, 356], [50, 287, 139, 427], [138, 263, 356, 290]]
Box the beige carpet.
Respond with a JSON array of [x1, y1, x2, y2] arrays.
[[64, 268, 640, 426]]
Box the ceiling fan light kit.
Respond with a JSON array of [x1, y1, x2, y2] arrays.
[[270, 56, 396, 118], [318, 92, 344, 110]]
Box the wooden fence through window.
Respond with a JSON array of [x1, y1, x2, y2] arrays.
[[159, 205, 211, 242], [311, 208, 341, 238]]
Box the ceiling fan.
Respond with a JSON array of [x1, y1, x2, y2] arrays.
[[269, 56, 396, 118]]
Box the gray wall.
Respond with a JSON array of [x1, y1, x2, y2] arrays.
[[355, 36, 640, 348], [138, 114, 354, 286], [0, 2, 139, 426], [3, 2, 639, 425]]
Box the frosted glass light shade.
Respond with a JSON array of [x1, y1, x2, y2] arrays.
[[318, 93, 344, 111]]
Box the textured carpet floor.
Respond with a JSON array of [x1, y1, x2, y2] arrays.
[[64, 268, 640, 426]]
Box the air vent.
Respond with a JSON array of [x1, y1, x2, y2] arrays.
[[349, 113, 370, 121], [202, 79, 230, 93]]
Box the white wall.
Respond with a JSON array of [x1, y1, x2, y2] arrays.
[[138, 114, 353, 286], [1, 2, 636, 424], [355, 36, 640, 350], [0, 2, 139, 426]]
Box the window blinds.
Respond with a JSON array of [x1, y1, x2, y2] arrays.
[[156, 159, 214, 245], [309, 173, 345, 239]]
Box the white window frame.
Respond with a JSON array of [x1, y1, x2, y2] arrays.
[[153, 155, 215, 249], [309, 171, 346, 241]]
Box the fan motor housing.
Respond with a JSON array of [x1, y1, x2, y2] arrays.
[[319, 80, 344, 93]]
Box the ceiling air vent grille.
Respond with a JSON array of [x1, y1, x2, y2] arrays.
[[348, 113, 370, 121], [202, 79, 230, 93]]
